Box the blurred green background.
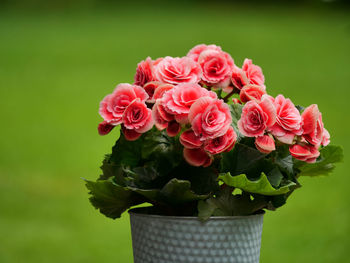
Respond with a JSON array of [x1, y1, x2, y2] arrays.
[[0, 1, 349, 262]]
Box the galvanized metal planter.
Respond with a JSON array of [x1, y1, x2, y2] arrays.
[[129, 208, 264, 263]]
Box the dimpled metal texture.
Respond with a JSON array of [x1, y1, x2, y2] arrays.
[[129, 209, 264, 263]]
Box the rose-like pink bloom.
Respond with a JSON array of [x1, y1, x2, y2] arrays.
[[122, 125, 142, 141], [269, 95, 302, 144], [238, 95, 276, 137], [188, 97, 232, 141], [98, 121, 115, 135], [153, 84, 174, 101], [289, 144, 320, 163], [322, 128, 330, 146], [231, 59, 265, 90], [143, 81, 162, 103], [179, 129, 203, 149], [152, 99, 174, 130], [134, 57, 155, 87], [166, 120, 181, 137], [240, 84, 266, 103], [99, 84, 148, 125], [162, 83, 217, 124], [301, 104, 327, 147], [198, 50, 234, 85], [204, 126, 237, 154], [122, 99, 154, 133], [183, 148, 212, 167], [187, 44, 222, 62], [255, 135, 275, 154], [154, 56, 202, 85]]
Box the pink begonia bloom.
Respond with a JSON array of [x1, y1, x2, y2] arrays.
[[180, 129, 203, 149], [187, 44, 222, 62], [238, 95, 276, 137], [121, 125, 142, 141], [188, 97, 232, 141], [166, 120, 181, 137], [231, 59, 265, 90], [301, 104, 329, 147], [240, 84, 266, 103], [232, 98, 242, 104], [183, 148, 212, 167], [152, 99, 174, 130], [162, 83, 217, 124], [269, 95, 302, 144], [289, 144, 320, 163], [98, 121, 115, 136], [204, 126, 237, 154], [154, 56, 202, 85], [99, 84, 148, 125], [153, 84, 174, 101], [134, 57, 156, 87], [122, 99, 154, 133], [255, 135, 276, 154], [143, 81, 162, 103], [198, 50, 234, 85]]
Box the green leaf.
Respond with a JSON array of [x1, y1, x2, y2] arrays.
[[85, 179, 144, 219], [295, 145, 343, 177], [229, 103, 244, 141], [218, 172, 296, 196]]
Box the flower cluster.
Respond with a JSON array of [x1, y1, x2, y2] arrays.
[[98, 44, 330, 165]]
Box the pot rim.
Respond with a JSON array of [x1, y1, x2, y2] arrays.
[[128, 206, 265, 220]]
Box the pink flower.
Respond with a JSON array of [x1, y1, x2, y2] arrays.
[[183, 148, 213, 167], [204, 126, 237, 154], [232, 98, 242, 104], [134, 57, 155, 87], [187, 44, 222, 62], [301, 104, 326, 147], [198, 50, 234, 85], [231, 59, 265, 90], [121, 125, 142, 141], [99, 84, 148, 125], [98, 121, 115, 135], [152, 99, 174, 130], [322, 128, 330, 146], [154, 56, 202, 85], [289, 144, 320, 163], [255, 135, 275, 154], [269, 95, 302, 144], [188, 97, 232, 141], [153, 84, 174, 101], [166, 120, 181, 137], [143, 81, 162, 103], [238, 95, 276, 137], [179, 129, 203, 149], [239, 84, 266, 103], [162, 83, 217, 124], [122, 99, 154, 133]]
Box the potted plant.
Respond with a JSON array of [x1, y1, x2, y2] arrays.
[[85, 44, 343, 263]]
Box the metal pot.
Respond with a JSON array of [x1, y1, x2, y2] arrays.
[[129, 207, 264, 263]]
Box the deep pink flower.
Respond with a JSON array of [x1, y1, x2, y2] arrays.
[[98, 121, 115, 136], [162, 83, 217, 124], [255, 135, 275, 154], [99, 84, 148, 125], [122, 99, 154, 133], [198, 50, 234, 85], [183, 148, 212, 167], [231, 59, 265, 90], [188, 97, 232, 141], [154, 56, 202, 85], [152, 99, 174, 130], [166, 120, 181, 137], [238, 95, 276, 137], [269, 95, 302, 144], [143, 81, 162, 103], [239, 84, 266, 103], [121, 125, 142, 141], [204, 126, 237, 154], [187, 44, 222, 62], [179, 129, 203, 149], [289, 144, 320, 163], [134, 57, 155, 87], [153, 84, 174, 101]]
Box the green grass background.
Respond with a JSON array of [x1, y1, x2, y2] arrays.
[[0, 3, 349, 262]]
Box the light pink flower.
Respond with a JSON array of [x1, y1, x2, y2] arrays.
[[322, 128, 330, 146], [198, 50, 234, 85], [238, 95, 276, 137], [204, 126, 237, 154], [153, 84, 174, 101], [162, 83, 217, 124], [98, 121, 115, 136], [301, 104, 327, 147], [240, 84, 266, 103], [183, 148, 212, 167], [134, 57, 155, 87], [269, 95, 302, 144], [154, 56, 202, 85], [289, 144, 320, 163], [180, 129, 203, 149], [152, 99, 174, 130], [122, 99, 154, 133], [188, 97, 232, 141], [255, 135, 275, 154], [187, 44, 222, 62], [231, 59, 265, 90], [99, 84, 148, 125]]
